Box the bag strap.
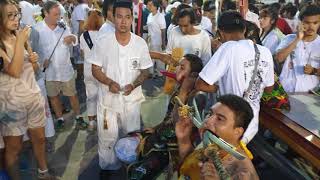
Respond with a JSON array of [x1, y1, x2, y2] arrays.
[[83, 31, 93, 49], [244, 43, 260, 98]]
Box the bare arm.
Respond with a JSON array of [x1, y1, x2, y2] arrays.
[[161, 29, 166, 50], [275, 37, 299, 63], [195, 77, 218, 93], [132, 68, 150, 89], [91, 64, 113, 86], [149, 51, 175, 65]]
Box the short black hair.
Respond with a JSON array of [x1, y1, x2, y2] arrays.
[[192, 0, 203, 8], [299, 4, 320, 20], [43, 0, 59, 13], [171, 3, 191, 25], [270, 2, 281, 12], [112, 0, 133, 16], [176, 7, 197, 24], [184, 54, 203, 73], [217, 94, 253, 132], [244, 20, 262, 45], [218, 10, 245, 33], [283, 3, 298, 18], [203, 0, 215, 12], [144, 0, 161, 9], [103, 0, 115, 18]]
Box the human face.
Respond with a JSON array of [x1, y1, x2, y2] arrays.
[[4, 4, 20, 32], [201, 103, 243, 144], [114, 7, 133, 34], [178, 16, 193, 35], [176, 58, 191, 82], [301, 15, 320, 37], [45, 5, 61, 25], [259, 15, 273, 30], [146, 1, 157, 13]]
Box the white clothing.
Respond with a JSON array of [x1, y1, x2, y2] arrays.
[[199, 40, 274, 143], [284, 18, 299, 33], [245, 10, 260, 29], [200, 16, 213, 33], [19, 1, 36, 26], [261, 28, 284, 55], [89, 32, 153, 112], [147, 12, 166, 48], [166, 26, 212, 65], [89, 32, 152, 170], [80, 31, 100, 116], [97, 103, 141, 170], [35, 21, 77, 82], [166, 24, 176, 39], [71, 3, 89, 35], [99, 21, 115, 36], [278, 34, 320, 92]]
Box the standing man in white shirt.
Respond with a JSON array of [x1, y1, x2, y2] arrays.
[[89, 0, 153, 177], [276, 4, 320, 93], [146, 0, 166, 77], [195, 11, 274, 144], [35, 0, 87, 132], [165, 6, 211, 65]]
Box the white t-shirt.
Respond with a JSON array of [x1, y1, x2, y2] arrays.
[[166, 26, 212, 65], [278, 34, 320, 92], [35, 21, 77, 82], [167, 23, 177, 39], [147, 12, 166, 49], [71, 3, 89, 35], [88, 33, 153, 112], [261, 28, 284, 55], [199, 40, 274, 143], [99, 21, 115, 36], [19, 1, 36, 26], [80, 31, 99, 79], [200, 16, 212, 33]]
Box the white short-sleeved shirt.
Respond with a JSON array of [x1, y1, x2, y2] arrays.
[[166, 24, 177, 39], [245, 10, 260, 29], [35, 21, 77, 82], [80, 31, 99, 78], [278, 34, 320, 92], [199, 40, 274, 143], [147, 12, 166, 48], [71, 3, 89, 35], [261, 28, 284, 55], [166, 26, 212, 65], [200, 16, 212, 33], [88, 33, 153, 112], [19, 1, 36, 26], [99, 21, 115, 36]]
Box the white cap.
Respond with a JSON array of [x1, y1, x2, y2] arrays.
[[166, 1, 181, 13]]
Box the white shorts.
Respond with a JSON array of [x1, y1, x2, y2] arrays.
[[97, 103, 141, 170]]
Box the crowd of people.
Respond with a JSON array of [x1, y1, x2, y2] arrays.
[[0, 0, 319, 179]]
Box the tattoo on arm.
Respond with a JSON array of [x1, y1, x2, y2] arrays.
[[132, 68, 150, 88], [226, 162, 259, 180], [92, 64, 113, 86]]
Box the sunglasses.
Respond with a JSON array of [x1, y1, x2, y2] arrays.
[[7, 12, 22, 21]]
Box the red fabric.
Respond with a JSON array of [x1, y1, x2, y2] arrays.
[[277, 18, 293, 35], [160, 71, 176, 79], [136, 2, 143, 37]]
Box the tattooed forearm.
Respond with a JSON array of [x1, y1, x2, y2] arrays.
[[92, 64, 113, 86], [226, 162, 259, 180], [132, 68, 150, 88]]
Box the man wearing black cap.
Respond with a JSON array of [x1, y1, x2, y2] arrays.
[[195, 11, 274, 144], [89, 0, 153, 178]]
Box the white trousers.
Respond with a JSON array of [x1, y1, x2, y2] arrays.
[[84, 68, 98, 117], [97, 102, 141, 170]]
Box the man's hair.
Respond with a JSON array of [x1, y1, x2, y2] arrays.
[[299, 4, 320, 20], [217, 94, 253, 132], [270, 2, 281, 12], [203, 0, 215, 12], [218, 10, 245, 33], [244, 20, 262, 45], [184, 54, 203, 73], [103, 0, 115, 18], [283, 3, 298, 18], [172, 4, 192, 25], [144, 0, 161, 9], [43, 0, 59, 13], [192, 0, 203, 8], [113, 0, 133, 16], [176, 7, 197, 24]]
